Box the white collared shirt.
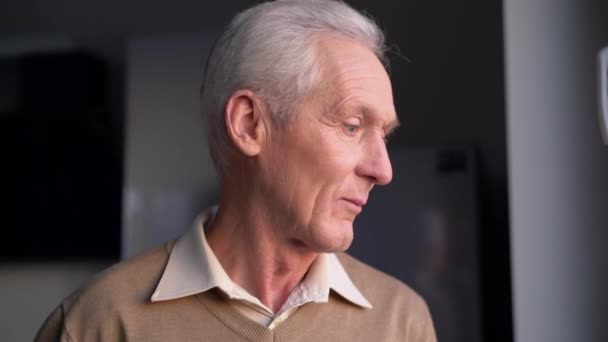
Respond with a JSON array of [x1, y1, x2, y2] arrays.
[[151, 208, 372, 329]]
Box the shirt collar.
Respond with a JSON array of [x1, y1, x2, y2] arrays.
[[151, 207, 372, 309]]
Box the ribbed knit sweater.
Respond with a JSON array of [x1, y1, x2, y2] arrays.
[[35, 242, 436, 341]]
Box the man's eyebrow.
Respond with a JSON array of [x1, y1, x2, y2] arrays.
[[359, 105, 400, 137], [384, 119, 400, 138]]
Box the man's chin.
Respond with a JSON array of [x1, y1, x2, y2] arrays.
[[314, 230, 354, 253], [331, 239, 354, 253]]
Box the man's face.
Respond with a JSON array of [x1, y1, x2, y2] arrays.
[[258, 37, 398, 253]]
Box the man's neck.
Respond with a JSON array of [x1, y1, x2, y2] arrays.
[[205, 197, 318, 313]]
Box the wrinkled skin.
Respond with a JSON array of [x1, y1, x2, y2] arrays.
[[256, 37, 399, 253]]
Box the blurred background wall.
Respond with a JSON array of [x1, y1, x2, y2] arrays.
[[504, 0, 608, 341], [2, 0, 606, 341]]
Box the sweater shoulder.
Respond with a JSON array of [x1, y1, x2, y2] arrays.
[[62, 241, 173, 319], [331, 253, 437, 341], [336, 252, 430, 313]]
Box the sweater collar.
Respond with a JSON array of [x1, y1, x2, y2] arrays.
[[151, 207, 372, 310]]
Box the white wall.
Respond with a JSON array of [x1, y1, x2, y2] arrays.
[[504, 0, 608, 341]]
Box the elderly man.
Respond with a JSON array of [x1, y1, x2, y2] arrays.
[[36, 0, 436, 341]]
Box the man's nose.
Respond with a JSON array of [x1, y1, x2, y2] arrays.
[[357, 134, 393, 186]]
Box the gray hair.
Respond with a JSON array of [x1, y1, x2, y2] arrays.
[[201, 0, 388, 175]]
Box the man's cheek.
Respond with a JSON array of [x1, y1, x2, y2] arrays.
[[309, 185, 337, 220]]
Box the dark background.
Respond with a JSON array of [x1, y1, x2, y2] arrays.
[[0, 1, 511, 340]]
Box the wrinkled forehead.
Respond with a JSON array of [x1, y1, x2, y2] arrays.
[[316, 38, 392, 96], [314, 39, 396, 116]]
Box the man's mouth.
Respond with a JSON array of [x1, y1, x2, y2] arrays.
[[342, 197, 367, 213]]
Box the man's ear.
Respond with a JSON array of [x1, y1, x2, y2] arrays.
[[224, 90, 267, 157]]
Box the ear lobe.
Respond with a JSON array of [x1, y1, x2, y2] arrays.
[[224, 90, 265, 157]]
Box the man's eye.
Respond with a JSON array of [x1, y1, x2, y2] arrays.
[[343, 124, 361, 135]]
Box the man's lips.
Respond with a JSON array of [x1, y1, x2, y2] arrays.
[[342, 197, 367, 213], [344, 198, 366, 206]]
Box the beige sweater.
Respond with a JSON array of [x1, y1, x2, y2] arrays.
[[35, 242, 436, 342]]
